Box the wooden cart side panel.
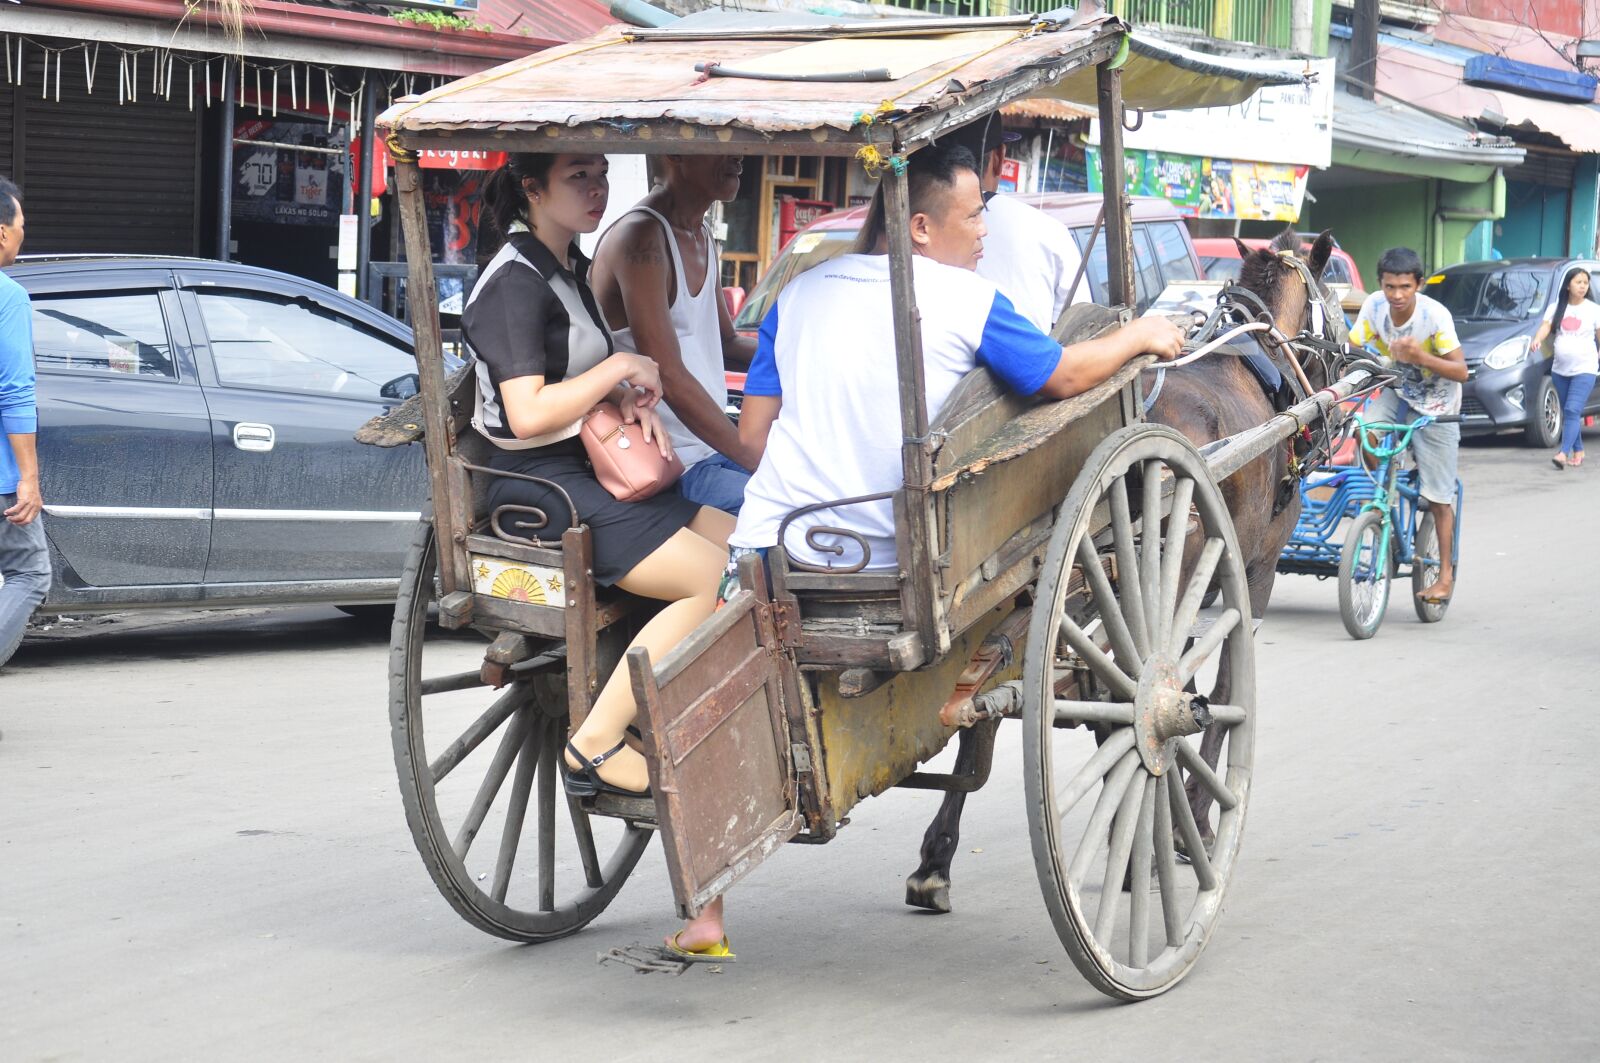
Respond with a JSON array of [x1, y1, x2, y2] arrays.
[[816, 606, 1020, 821], [628, 564, 801, 918]]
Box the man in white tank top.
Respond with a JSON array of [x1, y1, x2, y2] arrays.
[[592, 156, 758, 514]]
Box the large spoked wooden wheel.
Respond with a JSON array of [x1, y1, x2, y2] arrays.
[[1023, 424, 1255, 1001], [390, 522, 650, 942]]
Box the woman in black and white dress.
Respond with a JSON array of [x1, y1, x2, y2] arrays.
[[464, 152, 732, 799]]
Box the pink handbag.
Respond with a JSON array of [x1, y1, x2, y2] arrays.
[[580, 402, 685, 502]]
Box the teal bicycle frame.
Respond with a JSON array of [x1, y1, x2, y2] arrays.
[[1349, 414, 1464, 584]]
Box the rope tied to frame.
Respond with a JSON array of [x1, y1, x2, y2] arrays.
[[854, 144, 905, 178]]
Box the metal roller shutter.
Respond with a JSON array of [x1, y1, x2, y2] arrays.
[[0, 86, 13, 179], [21, 50, 200, 255], [1514, 148, 1577, 190]]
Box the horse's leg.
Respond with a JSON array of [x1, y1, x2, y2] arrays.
[[905, 726, 983, 914]]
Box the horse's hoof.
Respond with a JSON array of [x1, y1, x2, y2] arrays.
[[905, 872, 952, 913]]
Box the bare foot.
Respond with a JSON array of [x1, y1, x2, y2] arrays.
[[1574, 452, 1586, 467], [668, 896, 725, 952], [1417, 572, 1453, 602], [564, 735, 650, 793]]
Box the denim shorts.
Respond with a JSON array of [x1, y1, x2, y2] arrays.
[[1366, 390, 1460, 506]]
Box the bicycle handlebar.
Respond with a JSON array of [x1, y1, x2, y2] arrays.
[[1351, 413, 1454, 458]]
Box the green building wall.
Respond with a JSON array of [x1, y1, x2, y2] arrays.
[[1309, 175, 1503, 283]]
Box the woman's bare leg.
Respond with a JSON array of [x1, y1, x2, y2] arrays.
[[564, 521, 726, 792], [688, 506, 735, 549]]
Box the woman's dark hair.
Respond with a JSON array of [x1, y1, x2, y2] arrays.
[[1375, 246, 1426, 284], [480, 153, 558, 256], [1552, 267, 1591, 336], [853, 142, 978, 254]]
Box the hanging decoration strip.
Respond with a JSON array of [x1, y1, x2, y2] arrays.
[[0, 33, 446, 118]]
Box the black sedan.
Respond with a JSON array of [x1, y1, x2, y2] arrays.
[[1426, 257, 1600, 447], [13, 255, 428, 617]]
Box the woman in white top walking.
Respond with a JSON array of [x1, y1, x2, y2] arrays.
[[1532, 267, 1600, 468]]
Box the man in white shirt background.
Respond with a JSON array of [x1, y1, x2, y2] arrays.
[[951, 114, 1086, 334]]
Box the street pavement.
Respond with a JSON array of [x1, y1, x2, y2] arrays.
[[2, 436, 1594, 1062]]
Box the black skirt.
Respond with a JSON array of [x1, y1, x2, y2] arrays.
[[485, 447, 701, 586]]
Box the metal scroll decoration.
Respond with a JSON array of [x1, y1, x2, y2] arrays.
[[458, 462, 581, 549], [775, 491, 897, 574]]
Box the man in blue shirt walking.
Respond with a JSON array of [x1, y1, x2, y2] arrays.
[[0, 176, 48, 668]]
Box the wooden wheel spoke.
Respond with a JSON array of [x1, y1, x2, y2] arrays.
[[1168, 538, 1224, 658], [420, 669, 491, 697], [1139, 460, 1164, 635], [1174, 739, 1237, 811], [1059, 615, 1137, 701], [1076, 537, 1142, 673], [567, 795, 605, 889], [490, 716, 542, 903], [1128, 775, 1157, 967], [1153, 773, 1184, 947], [536, 718, 558, 912], [1168, 765, 1218, 891], [1156, 476, 1195, 649], [1178, 607, 1240, 685], [1053, 700, 1135, 727], [1067, 750, 1141, 887], [1093, 768, 1146, 944], [452, 710, 529, 860], [429, 683, 526, 785], [1109, 477, 1151, 657], [1055, 727, 1137, 816]]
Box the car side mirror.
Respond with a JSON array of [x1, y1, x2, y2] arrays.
[[381, 373, 420, 401]]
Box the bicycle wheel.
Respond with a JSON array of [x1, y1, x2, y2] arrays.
[[1411, 511, 1454, 623], [1338, 511, 1393, 640]]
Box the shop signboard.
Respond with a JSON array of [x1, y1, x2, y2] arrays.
[[234, 119, 347, 226], [1090, 56, 1334, 169], [1088, 147, 1310, 222]]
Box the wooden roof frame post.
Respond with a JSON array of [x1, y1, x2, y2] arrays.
[[1095, 60, 1136, 311], [395, 155, 472, 600], [882, 157, 942, 663]]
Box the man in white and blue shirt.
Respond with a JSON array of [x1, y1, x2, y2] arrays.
[[729, 143, 1182, 571]]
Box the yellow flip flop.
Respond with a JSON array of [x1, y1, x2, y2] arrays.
[[666, 931, 736, 962]]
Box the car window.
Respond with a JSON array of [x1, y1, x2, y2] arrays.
[[733, 230, 858, 330], [1428, 268, 1550, 322], [32, 292, 178, 379], [1321, 256, 1353, 285], [1069, 226, 1110, 304], [196, 290, 416, 400], [1202, 257, 1242, 282], [1149, 223, 1198, 284]]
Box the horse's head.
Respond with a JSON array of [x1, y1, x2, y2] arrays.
[[1235, 227, 1343, 390]]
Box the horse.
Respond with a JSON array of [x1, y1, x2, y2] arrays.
[[905, 226, 1343, 912]]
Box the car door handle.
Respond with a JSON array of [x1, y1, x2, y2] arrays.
[[233, 422, 276, 453]]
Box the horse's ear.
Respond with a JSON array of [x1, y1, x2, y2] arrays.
[[1232, 237, 1254, 261], [1308, 229, 1335, 281], [1269, 225, 1298, 254]]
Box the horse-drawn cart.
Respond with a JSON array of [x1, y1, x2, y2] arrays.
[[372, 14, 1371, 1001]]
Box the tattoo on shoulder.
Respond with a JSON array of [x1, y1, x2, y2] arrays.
[[624, 232, 666, 268]]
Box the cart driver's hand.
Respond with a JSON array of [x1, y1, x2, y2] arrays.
[[1129, 316, 1184, 361]]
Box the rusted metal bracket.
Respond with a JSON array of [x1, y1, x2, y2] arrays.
[[598, 943, 733, 975], [760, 600, 802, 649], [937, 607, 1030, 727]]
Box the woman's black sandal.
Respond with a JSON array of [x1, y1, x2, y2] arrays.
[[563, 739, 651, 799]]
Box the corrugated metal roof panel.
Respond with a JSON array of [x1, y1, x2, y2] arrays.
[[477, 0, 616, 43]]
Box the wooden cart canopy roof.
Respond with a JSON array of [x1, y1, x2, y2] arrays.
[[377, 15, 1307, 157]]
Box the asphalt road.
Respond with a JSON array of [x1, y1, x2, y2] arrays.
[[2, 437, 1594, 1062]]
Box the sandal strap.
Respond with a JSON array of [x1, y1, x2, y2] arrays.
[[568, 738, 627, 769]]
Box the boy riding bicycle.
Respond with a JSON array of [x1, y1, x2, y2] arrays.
[[1348, 247, 1469, 604]]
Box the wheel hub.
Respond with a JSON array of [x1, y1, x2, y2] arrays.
[[1132, 654, 1214, 774]]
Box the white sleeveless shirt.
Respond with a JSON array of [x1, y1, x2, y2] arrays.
[[607, 205, 728, 468]]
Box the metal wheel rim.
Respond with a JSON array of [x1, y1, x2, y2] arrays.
[[390, 522, 649, 942], [1411, 512, 1449, 622], [1542, 383, 1562, 442], [1346, 514, 1391, 632], [1022, 425, 1255, 1000]]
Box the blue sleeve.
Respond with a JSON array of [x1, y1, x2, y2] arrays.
[[0, 284, 36, 435], [976, 291, 1061, 396], [743, 304, 782, 397]]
